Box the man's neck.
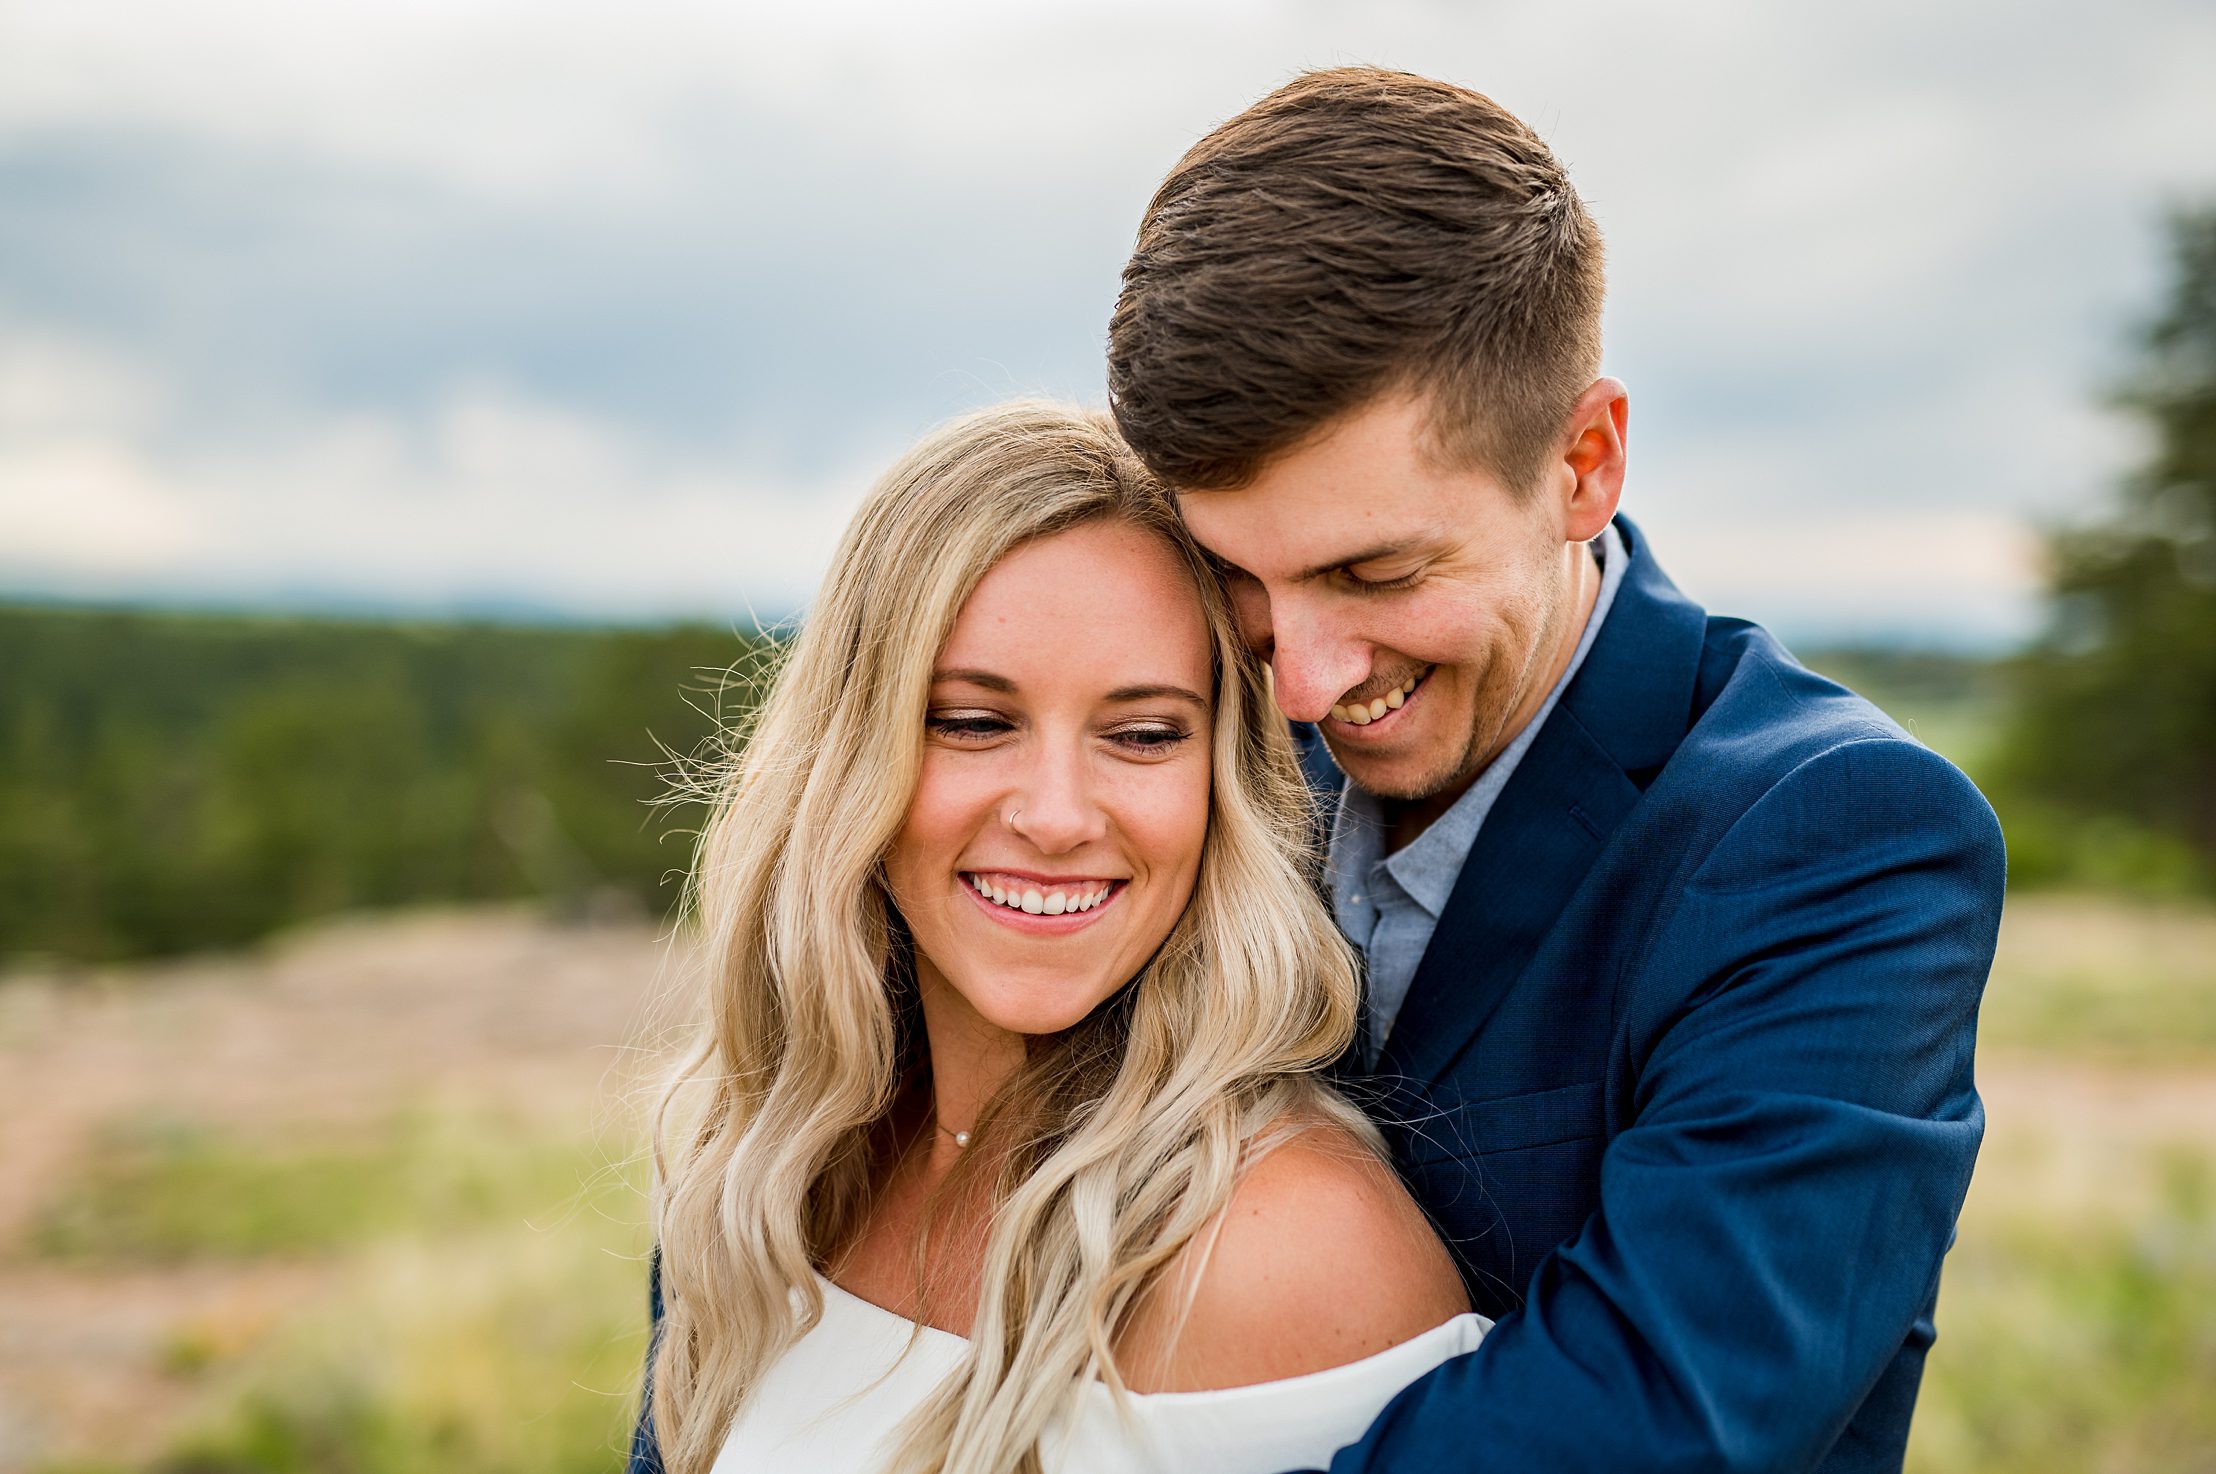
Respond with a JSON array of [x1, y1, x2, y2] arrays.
[[1385, 539, 1604, 853]]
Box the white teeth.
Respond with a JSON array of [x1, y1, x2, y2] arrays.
[[1334, 667, 1432, 725], [965, 875, 1116, 915]]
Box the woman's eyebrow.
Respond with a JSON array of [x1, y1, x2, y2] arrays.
[[933, 668, 1016, 692], [933, 670, 1207, 709], [1105, 683, 1209, 708]]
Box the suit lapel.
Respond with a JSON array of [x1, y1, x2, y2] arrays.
[[1375, 709, 1637, 1084], [1374, 516, 1707, 1088]]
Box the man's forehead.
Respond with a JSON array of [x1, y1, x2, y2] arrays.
[[1175, 486, 1457, 580]]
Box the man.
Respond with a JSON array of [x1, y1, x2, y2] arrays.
[[1105, 67, 2005, 1473]]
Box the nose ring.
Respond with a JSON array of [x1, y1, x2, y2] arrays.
[[1005, 805, 1023, 829]]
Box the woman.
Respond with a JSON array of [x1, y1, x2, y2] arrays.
[[639, 402, 1482, 1474]]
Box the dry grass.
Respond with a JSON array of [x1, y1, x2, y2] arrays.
[[0, 907, 684, 1472], [1980, 893, 2216, 1062], [1, 895, 2210, 1473]]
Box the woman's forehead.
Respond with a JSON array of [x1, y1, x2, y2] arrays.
[[936, 522, 1213, 692]]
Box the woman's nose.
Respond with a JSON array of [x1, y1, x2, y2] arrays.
[[1005, 745, 1108, 855]]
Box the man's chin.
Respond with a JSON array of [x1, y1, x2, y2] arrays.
[[1320, 736, 1466, 806]]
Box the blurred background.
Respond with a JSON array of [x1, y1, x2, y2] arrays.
[[2, 2, 2213, 1471]]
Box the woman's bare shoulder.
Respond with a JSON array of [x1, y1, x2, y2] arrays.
[[1115, 1117, 1469, 1393]]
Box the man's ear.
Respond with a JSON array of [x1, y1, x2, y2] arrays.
[[1557, 377, 1627, 542]]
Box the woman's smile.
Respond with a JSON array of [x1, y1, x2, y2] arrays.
[[958, 870, 1127, 931]]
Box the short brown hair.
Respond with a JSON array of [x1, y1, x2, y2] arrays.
[[1108, 67, 1604, 494]]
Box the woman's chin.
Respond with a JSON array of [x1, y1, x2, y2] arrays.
[[957, 972, 1125, 1039], [977, 999, 1105, 1039]]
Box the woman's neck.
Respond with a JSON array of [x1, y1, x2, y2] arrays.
[[823, 964, 1021, 1334], [915, 959, 1027, 1169]]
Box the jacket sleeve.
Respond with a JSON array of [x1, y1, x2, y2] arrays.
[[1326, 738, 2007, 1474], [626, 1246, 665, 1474]]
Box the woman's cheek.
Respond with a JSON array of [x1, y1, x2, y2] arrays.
[[1128, 752, 1212, 885]]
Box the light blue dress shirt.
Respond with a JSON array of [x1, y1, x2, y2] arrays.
[[1328, 522, 1627, 1062]]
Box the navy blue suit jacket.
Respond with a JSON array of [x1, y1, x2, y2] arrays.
[[624, 517, 2004, 1474], [1302, 516, 2004, 1473]]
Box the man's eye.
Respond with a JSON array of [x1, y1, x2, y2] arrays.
[[1342, 568, 1422, 594], [927, 713, 1012, 740]]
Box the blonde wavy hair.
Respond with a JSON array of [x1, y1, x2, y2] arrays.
[[646, 401, 1368, 1474]]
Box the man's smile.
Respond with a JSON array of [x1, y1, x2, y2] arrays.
[[1326, 665, 1435, 734]]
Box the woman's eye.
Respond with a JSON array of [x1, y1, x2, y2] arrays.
[[1108, 725, 1190, 754], [926, 713, 1013, 740]]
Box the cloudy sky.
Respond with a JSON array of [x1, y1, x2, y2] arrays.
[[2, 0, 2211, 646]]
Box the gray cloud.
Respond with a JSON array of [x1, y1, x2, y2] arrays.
[[1, 0, 2210, 644]]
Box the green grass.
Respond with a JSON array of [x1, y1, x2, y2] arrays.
[[1907, 892, 2216, 1470], [1979, 894, 2216, 1062], [1910, 1148, 2216, 1474], [23, 1108, 654, 1474], [27, 1109, 638, 1265], [144, 1228, 650, 1474]]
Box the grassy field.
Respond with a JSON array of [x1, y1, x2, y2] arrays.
[[1908, 896, 2216, 1474], [0, 910, 669, 1474], [1, 895, 2211, 1474]]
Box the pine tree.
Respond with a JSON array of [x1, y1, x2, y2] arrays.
[[2001, 204, 2216, 873]]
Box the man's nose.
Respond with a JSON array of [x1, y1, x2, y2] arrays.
[[1006, 742, 1109, 855], [1266, 600, 1371, 724]]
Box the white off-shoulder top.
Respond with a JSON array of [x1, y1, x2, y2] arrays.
[[710, 1275, 1489, 1474]]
